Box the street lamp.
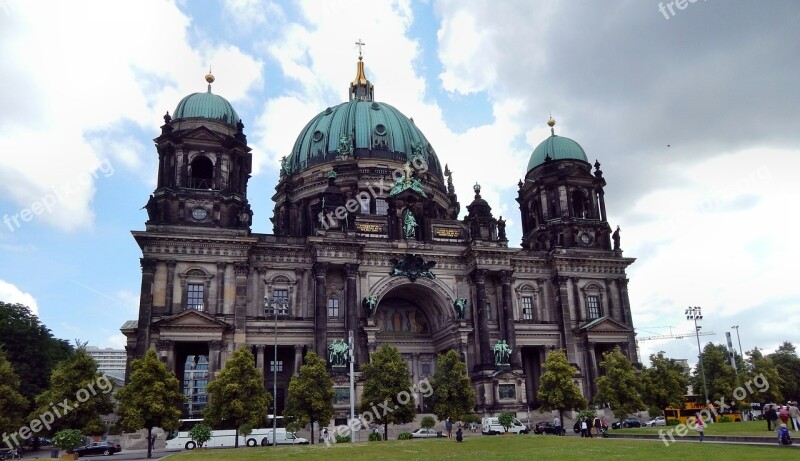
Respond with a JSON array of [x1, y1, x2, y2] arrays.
[[686, 306, 709, 406], [731, 325, 744, 360], [266, 295, 288, 448]]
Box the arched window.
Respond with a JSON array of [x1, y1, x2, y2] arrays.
[[327, 297, 340, 318], [180, 268, 213, 312], [581, 283, 605, 320], [189, 155, 214, 189], [572, 189, 586, 218], [516, 284, 537, 321]]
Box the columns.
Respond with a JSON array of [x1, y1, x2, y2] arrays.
[[294, 268, 307, 318], [208, 340, 224, 377], [556, 276, 577, 359], [255, 344, 265, 378], [598, 191, 607, 222], [234, 263, 249, 331], [313, 262, 329, 358], [294, 344, 304, 375], [473, 269, 492, 369], [135, 258, 157, 358], [500, 271, 520, 367], [165, 260, 176, 314], [345, 264, 359, 366], [216, 262, 226, 315], [587, 345, 598, 400], [124, 345, 135, 381], [156, 339, 174, 373]]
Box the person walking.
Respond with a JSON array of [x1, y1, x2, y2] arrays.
[[766, 404, 778, 431], [445, 417, 453, 439], [553, 415, 562, 436], [593, 415, 602, 437], [789, 402, 800, 432], [580, 418, 588, 438], [695, 416, 705, 442]]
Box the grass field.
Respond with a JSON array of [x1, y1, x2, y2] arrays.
[[166, 433, 791, 461], [614, 419, 776, 437]]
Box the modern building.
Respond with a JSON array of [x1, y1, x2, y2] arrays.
[[121, 52, 639, 420], [86, 346, 127, 380]]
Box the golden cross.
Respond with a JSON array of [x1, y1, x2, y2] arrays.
[[355, 38, 365, 57]]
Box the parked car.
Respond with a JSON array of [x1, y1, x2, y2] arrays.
[[612, 418, 642, 429], [645, 416, 666, 427], [410, 428, 440, 438], [533, 422, 565, 435], [68, 441, 121, 456]]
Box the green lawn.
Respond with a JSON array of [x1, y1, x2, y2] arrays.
[[615, 420, 775, 437], [166, 434, 789, 461]]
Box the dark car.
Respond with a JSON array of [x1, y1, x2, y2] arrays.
[[611, 418, 642, 429], [533, 422, 565, 435], [68, 441, 121, 456]]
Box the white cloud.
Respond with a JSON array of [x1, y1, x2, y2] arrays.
[[0, 280, 38, 315], [0, 0, 263, 232]]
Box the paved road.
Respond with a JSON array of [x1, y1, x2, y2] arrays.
[[18, 448, 182, 460]]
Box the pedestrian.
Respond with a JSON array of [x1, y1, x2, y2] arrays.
[[455, 427, 463, 443], [766, 404, 778, 431], [778, 423, 792, 445], [445, 417, 453, 439], [695, 416, 705, 442], [780, 405, 790, 426], [593, 415, 601, 437], [553, 415, 562, 436], [580, 418, 588, 438], [149, 434, 156, 450], [790, 402, 800, 432]]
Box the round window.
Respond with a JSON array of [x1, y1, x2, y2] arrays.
[[191, 207, 208, 221], [312, 130, 323, 142], [374, 124, 387, 136]]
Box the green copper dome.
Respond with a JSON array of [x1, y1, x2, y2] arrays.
[[284, 99, 442, 178], [527, 135, 588, 171], [173, 91, 241, 127]]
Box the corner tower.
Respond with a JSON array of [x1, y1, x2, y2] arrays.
[[145, 72, 253, 229]]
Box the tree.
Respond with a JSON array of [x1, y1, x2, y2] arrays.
[[30, 344, 114, 437], [537, 350, 587, 424], [595, 347, 645, 420], [284, 351, 333, 445], [692, 343, 737, 404], [204, 346, 271, 448], [769, 342, 800, 402], [116, 348, 184, 459], [52, 429, 84, 452], [746, 347, 784, 404], [497, 412, 514, 433], [420, 416, 435, 429], [0, 349, 28, 446], [0, 302, 72, 403], [188, 423, 212, 448], [360, 344, 416, 440], [640, 351, 688, 416], [428, 350, 476, 423]]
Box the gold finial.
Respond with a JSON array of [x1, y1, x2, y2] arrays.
[[355, 38, 365, 61], [205, 68, 215, 92], [547, 116, 556, 135]]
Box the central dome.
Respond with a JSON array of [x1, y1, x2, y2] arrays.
[[173, 91, 241, 127], [527, 134, 588, 172], [284, 99, 442, 178]]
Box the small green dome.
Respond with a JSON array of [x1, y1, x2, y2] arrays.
[[173, 91, 241, 127], [527, 135, 588, 171], [284, 99, 442, 178]]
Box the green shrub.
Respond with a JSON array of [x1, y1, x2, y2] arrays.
[[718, 416, 732, 423], [648, 406, 662, 418], [335, 434, 351, 443], [397, 432, 412, 440], [189, 423, 212, 448], [421, 416, 436, 429], [498, 412, 515, 432], [666, 419, 680, 426], [462, 413, 480, 424], [53, 429, 84, 451], [368, 432, 382, 442]]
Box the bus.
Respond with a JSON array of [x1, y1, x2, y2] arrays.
[[664, 399, 743, 425], [165, 417, 287, 450]]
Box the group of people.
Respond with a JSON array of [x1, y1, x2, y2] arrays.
[[577, 415, 606, 438], [444, 418, 464, 442], [764, 402, 799, 445]]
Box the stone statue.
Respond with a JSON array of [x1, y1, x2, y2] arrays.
[[337, 133, 352, 156], [328, 339, 349, 367], [143, 194, 158, 221], [403, 209, 417, 239], [497, 216, 507, 241], [453, 298, 467, 320], [493, 340, 512, 366], [363, 295, 378, 318], [612, 225, 621, 251]]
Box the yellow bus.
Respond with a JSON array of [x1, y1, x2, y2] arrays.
[[664, 400, 742, 425]]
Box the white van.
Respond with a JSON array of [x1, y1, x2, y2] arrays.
[[260, 429, 310, 446], [481, 416, 529, 435]]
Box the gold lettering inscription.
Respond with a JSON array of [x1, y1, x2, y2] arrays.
[[356, 223, 384, 233], [434, 228, 461, 238]]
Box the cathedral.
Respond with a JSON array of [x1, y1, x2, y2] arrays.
[[121, 49, 639, 422]]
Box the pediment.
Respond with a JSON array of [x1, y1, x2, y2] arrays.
[[579, 316, 631, 334], [153, 309, 230, 331], [183, 126, 224, 142]]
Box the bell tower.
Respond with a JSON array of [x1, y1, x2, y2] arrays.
[[517, 118, 612, 250], [145, 72, 253, 230]]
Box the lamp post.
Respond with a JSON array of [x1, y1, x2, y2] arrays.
[[731, 325, 744, 360], [686, 306, 709, 406], [267, 296, 288, 448], [348, 330, 355, 441]]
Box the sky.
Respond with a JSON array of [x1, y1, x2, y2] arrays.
[[1, 0, 798, 369]]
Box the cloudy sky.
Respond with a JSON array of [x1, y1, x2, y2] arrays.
[[1, 0, 797, 367]]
